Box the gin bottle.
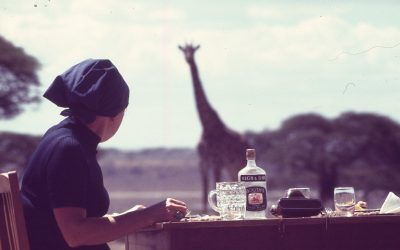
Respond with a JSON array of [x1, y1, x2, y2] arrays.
[[238, 149, 267, 219]]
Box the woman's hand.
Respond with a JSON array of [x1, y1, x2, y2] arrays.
[[146, 198, 188, 223], [52, 199, 188, 247]]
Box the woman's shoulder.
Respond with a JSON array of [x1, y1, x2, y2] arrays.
[[40, 125, 83, 153], [38, 117, 98, 158]]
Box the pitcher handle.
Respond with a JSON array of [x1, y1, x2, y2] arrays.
[[208, 190, 220, 212]]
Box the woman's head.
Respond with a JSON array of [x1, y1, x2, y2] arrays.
[[87, 110, 125, 142], [43, 59, 130, 124]]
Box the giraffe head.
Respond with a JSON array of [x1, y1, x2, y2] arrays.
[[178, 43, 200, 63]]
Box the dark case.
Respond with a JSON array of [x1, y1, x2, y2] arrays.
[[276, 198, 323, 218]]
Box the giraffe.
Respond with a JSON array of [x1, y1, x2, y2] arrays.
[[178, 44, 250, 212]]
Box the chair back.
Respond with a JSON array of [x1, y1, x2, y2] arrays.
[[0, 171, 30, 250]]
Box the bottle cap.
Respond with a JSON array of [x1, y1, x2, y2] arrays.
[[246, 148, 256, 160]]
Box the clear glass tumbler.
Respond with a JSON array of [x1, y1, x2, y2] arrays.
[[334, 187, 355, 216]]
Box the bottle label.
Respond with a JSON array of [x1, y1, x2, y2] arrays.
[[240, 175, 266, 182], [245, 186, 267, 211], [240, 175, 267, 211]]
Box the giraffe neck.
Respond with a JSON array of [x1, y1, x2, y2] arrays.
[[188, 60, 225, 133]]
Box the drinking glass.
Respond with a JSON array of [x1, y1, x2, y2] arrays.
[[334, 187, 355, 216], [208, 181, 246, 220]]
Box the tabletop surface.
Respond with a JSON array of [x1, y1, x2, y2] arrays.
[[128, 213, 400, 250], [148, 213, 400, 230]]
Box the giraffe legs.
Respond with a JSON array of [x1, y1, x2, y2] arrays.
[[199, 159, 210, 213], [213, 163, 222, 183]]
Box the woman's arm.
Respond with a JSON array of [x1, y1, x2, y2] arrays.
[[53, 198, 187, 248]]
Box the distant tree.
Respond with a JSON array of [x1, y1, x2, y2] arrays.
[[251, 112, 400, 202], [333, 113, 400, 166], [0, 132, 40, 175], [0, 35, 41, 119], [331, 112, 400, 194], [274, 114, 336, 201]]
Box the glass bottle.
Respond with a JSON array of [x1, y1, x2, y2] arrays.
[[238, 148, 267, 219]]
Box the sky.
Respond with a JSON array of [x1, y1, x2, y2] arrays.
[[0, 0, 399, 150]]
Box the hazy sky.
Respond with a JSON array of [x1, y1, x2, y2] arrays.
[[0, 0, 399, 150]]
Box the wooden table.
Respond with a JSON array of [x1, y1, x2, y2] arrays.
[[126, 214, 400, 250]]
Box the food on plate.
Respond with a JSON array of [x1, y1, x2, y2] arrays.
[[355, 201, 368, 211]]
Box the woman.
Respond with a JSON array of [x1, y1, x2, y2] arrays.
[[21, 59, 188, 250]]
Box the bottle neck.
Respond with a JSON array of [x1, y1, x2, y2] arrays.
[[246, 159, 257, 167]]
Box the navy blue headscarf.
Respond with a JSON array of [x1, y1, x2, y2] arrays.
[[44, 59, 130, 124]]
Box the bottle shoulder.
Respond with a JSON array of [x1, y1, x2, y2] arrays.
[[238, 165, 266, 175]]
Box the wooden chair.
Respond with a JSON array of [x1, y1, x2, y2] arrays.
[[0, 171, 30, 250]]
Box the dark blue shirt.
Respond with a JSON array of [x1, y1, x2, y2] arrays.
[[21, 117, 110, 250]]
